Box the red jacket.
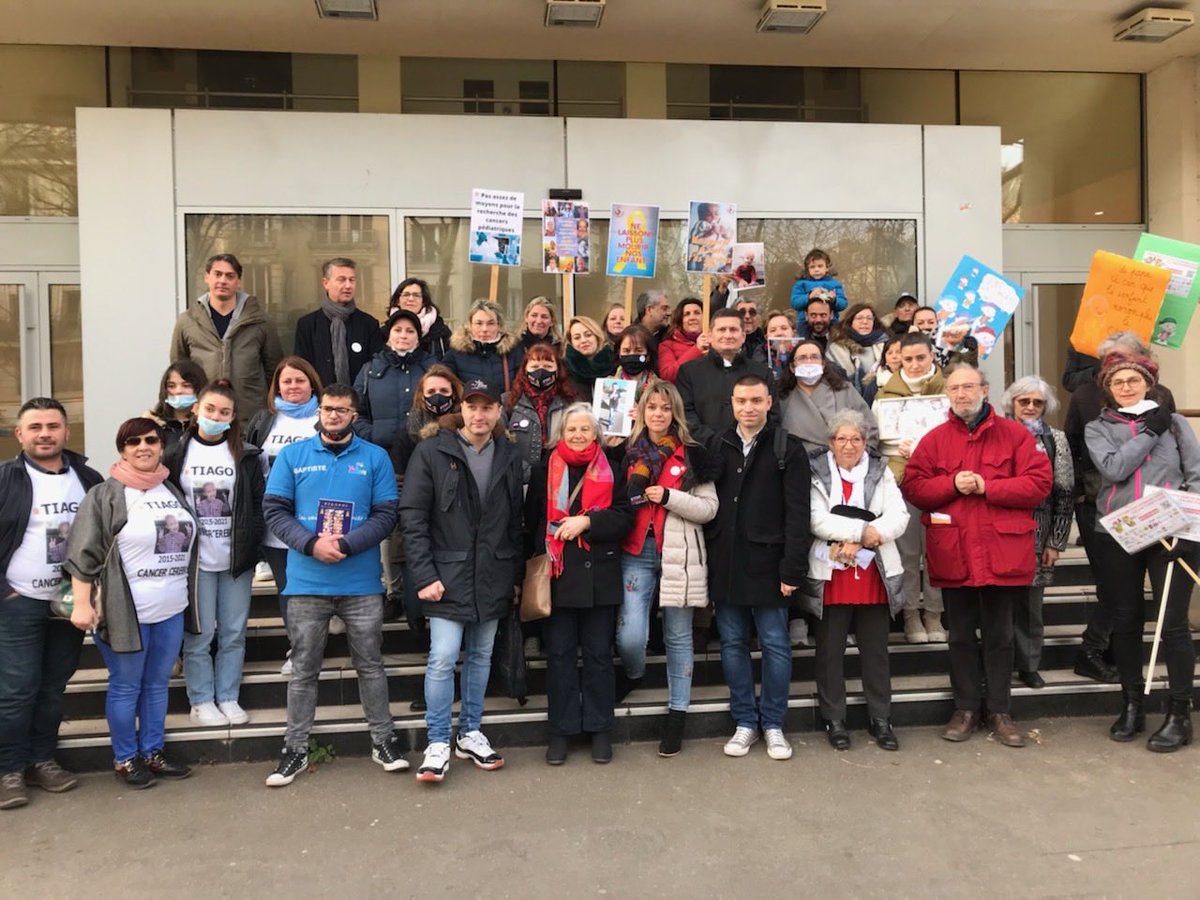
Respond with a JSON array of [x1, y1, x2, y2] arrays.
[[657, 330, 704, 383], [901, 405, 1052, 588]]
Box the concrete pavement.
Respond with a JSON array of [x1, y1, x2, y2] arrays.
[[6, 716, 1200, 898]]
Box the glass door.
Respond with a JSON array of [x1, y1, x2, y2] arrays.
[[1014, 272, 1086, 430], [0, 272, 84, 458]]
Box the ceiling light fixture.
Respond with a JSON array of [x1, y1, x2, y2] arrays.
[[544, 0, 606, 28], [756, 0, 827, 34], [314, 0, 378, 20], [1113, 7, 1194, 42]]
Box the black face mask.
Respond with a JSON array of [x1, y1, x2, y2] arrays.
[[316, 421, 354, 442], [527, 368, 558, 391], [620, 353, 650, 376], [423, 393, 454, 416]]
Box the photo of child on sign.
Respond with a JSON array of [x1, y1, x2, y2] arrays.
[[542, 199, 590, 274], [685, 201, 736, 274], [732, 242, 765, 288]]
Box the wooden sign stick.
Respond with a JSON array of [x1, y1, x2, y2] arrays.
[[624, 277, 634, 323], [1143, 537, 1200, 695], [489, 265, 500, 302], [702, 274, 712, 325], [562, 272, 573, 321]]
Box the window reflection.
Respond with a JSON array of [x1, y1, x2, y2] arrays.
[[0, 286, 21, 458], [49, 284, 84, 451]]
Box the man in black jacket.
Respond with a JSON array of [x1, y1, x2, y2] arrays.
[[0, 398, 103, 809], [677, 307, 778, 445], [400, 378, 523, 783], [706, 375, 811, 762], [293, 257, 381, 389]]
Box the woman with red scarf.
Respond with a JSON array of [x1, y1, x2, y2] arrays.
[[615, 381, 717, 757], [525, 403, 634, 766]]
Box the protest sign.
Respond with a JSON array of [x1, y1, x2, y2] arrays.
[[732, 242, 766, 288], [542, 199, 589, 275], [594, 378, 637, 437], [685, 201, 736, 274], [1069, 251, 1170, 358], [873, 396, 952, 444], [1099, 490, 1195, 554], [1134, 233, 1200, 349], [934, 256, 1023, 360], [469, 188, 523, 267], [607, 203, 660, 278], [1144, 486, 1200, 542], [766, 336, 799, 380]]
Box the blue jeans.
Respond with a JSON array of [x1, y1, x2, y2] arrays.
[[618, 541, 696, 711], [424, 616, 499, 745], [95, 613, 185, 762], [182, 569, 253, 705], [0, 595, 85, 773], [715, 604, 791, 731]]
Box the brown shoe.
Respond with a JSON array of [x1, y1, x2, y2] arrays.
[[941, 709, 979, 742], [1, 772, 29, 810], [26, 760, 78, 793], [988, 713, 1026, 748]]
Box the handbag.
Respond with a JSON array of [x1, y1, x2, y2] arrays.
[[520, 474, 586, 623], [491, 606, 528, 705], [51, 494, 147, 622]]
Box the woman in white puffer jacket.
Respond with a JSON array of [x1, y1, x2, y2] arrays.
[[616, 380, 718, 759]]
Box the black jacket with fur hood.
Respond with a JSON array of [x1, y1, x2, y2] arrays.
[[441, 326, 525, 394]]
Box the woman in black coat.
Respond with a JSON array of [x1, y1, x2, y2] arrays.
[[383, 277, 452, 361], [442, 299, 524, 392], [525, 402, 634, 765]]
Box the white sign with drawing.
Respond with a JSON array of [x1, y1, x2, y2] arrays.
[[1099, 490, 1197, 554], [873, 395, 952, 443]]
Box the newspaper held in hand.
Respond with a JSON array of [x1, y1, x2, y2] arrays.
[[1099, 489, 1197, 554]]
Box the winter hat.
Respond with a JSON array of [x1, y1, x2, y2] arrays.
[[1098, 352, 1158, 390], [385, 308, 424, 339]]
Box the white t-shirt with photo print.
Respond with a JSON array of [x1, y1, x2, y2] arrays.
[[179, 438, 236, 572], [4, 463, 86, 600], [260, 413, 318, 549], [116, 483, 195, 624]]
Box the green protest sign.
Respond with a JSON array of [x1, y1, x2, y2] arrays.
[[1135, 233, 1200, 349]]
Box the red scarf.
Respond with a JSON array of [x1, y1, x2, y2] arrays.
[[546, 441, 613, 577], [623, 443, 687, 556]]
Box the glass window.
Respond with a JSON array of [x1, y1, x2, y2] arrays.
[[0, 45, 107, 215], [667, 64, 863, 122], [183, 214, 391, 355], [402, 58, 623, 117], [49, 284, 85, 452], [0, 285, 21, 458], [959, 72, 1142, 224], [861, 69, 956, 125]]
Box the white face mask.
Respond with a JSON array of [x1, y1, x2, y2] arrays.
[[794, 363, 824, 385]]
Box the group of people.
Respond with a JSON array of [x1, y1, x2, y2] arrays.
[[1, 250, 1196, 810]]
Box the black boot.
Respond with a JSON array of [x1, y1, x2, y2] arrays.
[[1147, 697, 1193, 753], [1109, 685, 1145, 742], [1074, 650, 1119, 684], [658, 709, 686, 758], [614, 671, 641, 704]]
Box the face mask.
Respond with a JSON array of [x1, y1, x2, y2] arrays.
[[794, 363, 824, 385], [619, 354, 649, 376], [165, 394, 196, 410], [197, 416, 231, 436], [316, 421, 354, 442], [527, 368, 558, 390], [423, 393, 454, 416]]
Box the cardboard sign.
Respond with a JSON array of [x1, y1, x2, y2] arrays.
[[1135, 233, 1200, 349], [1069, 251, 1170, 357], [1100, 489, 1197, 554], [873, 396, 952, 444], [606, 203, 660, 279], [732, 242, 766, 288], [934, 256, 1023, 360], [468, 188, 523, 267], [685, 201, 736, 274], [542, 199, 589, 275]]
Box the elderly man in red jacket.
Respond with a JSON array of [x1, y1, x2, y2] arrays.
[[902, 364, 1052, 748]]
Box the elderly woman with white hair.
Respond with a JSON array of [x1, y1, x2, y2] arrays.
[[802, 408, 909, 751], [1002, 375, 1074, 690]]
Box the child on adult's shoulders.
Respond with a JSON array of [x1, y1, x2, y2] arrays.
[[789, 248, 847, 319]]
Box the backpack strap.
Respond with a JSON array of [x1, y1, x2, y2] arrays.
[[773, 427, 789, 471]]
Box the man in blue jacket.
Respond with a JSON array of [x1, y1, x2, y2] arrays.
[[262, 384, 400, 787], [0, 398, 102, 810]]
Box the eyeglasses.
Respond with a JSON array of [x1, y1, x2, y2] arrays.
[[123, 435, 161, 447], [1015, 397, 1046, 408], [319, 405, 354, 416], [398, 290, 423, 299], [1109, 377, 1145, 389], [833, 436, 865, 445], [739, 308, 759, 317]]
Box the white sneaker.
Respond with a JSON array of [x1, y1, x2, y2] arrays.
[[454, 730, 505, 770], [328, 615, 346, 636], [254, 561, 273, 582], [416, 742, 450, 782], [217, 700, 250, 725], [280, 651, 293, 676], [189, 702, 229, 727], [723, 726, 759, 757], [764, 728, 793, 760], [789, 618, 811, 648]]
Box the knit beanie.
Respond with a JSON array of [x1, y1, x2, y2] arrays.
[[1098, 352, 1158, 390]]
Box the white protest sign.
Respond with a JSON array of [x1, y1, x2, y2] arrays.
[[469, 188, 524, 267], [1099, 490, 1195, 554]]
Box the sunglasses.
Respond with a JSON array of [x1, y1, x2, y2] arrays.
[[123, 435, 161, 447], [1015, 398, 1046, 408]]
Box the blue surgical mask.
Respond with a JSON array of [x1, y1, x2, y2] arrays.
[[165, 394, 196, 410], [197, 416, 232, 436]]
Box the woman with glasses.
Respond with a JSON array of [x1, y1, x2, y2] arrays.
[[779, 338, 878, 455], [64, 418, 201, 788], [826, 303, 889, 405], [387, 278, 452, 360], [1001, 376, 1074, 690], [443, 299, 524, 393]]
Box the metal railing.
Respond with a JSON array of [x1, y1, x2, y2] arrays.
[[126, 89, 357, 110], [401, 95, 624, 116], [666, 99, 866, 122]]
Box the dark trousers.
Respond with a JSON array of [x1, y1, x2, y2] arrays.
[[1091, 531, 1199, 700], [262, 545, 290, 625], [1075, 501, 1114, 656], [943, 586, 1021, 715], [815, 603, 891, 721], [0, 595, 85, 774], [543, 605, 616, 737]]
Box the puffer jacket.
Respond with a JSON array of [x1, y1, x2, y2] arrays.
[[657, 480, 719, 608], [901, 404, 1052, 589], [442, 326, 524, 393], [800, 449, 909, 618], [352, 347, 435, 449], [169, 292, 282, 422], [1085, 407, 1200, 519], [657, 330, 704, 383]]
